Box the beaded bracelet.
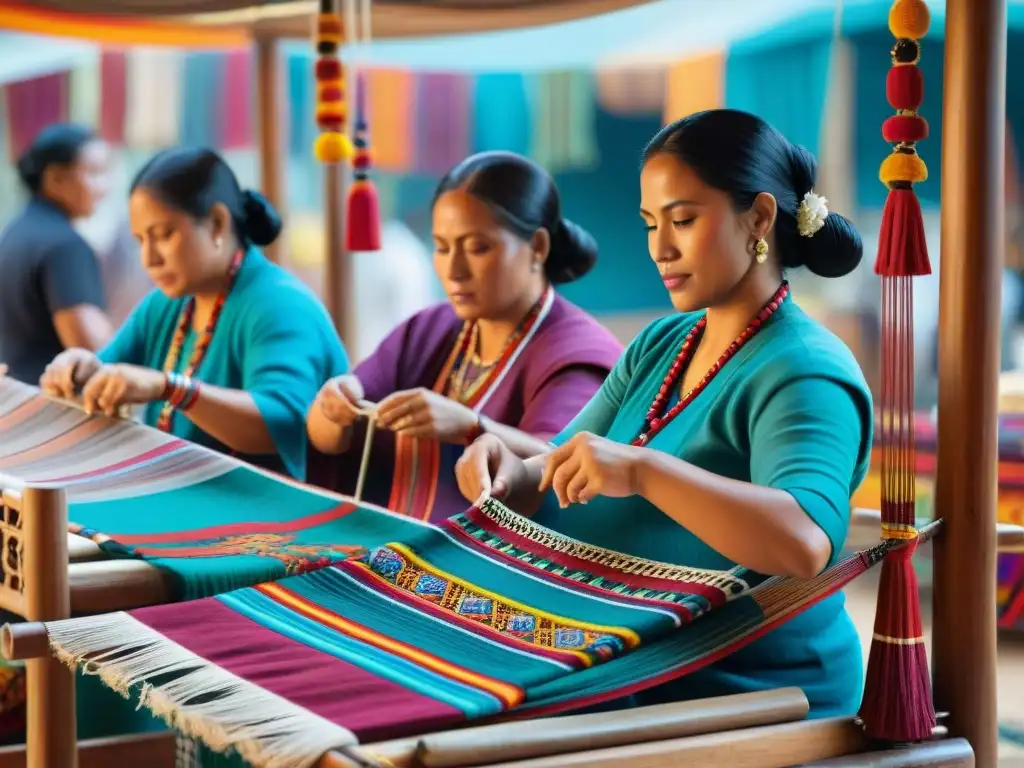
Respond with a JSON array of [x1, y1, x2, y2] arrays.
[[163, 372, 200, 413]]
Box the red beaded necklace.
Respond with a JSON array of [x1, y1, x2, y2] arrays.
[[156, 249, 245, 432], [633, 281, 790, 447]]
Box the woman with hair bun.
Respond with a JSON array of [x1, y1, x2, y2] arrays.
[[40, 147, 349, 480], [457, 111, 872, 717], [308, 150, 622, 522], [0, 123, 114, 383]]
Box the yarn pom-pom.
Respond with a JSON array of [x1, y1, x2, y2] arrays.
[[880, 152, 928, 186], [314, 132, 354, 164], [889, 0, 930, 39]]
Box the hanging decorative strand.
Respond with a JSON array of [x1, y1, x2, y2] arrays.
[[345, 0, 382, 252], [858, 0, 936, 744], [313, 0, 354, 164]]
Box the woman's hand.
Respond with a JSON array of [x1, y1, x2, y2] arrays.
[[80, 364, 166, 416], [540, 432, 647, 507], [377, 388, 478, 443], [456, 434, 529, 502], [315, 375, 366, 429], [39, 348, 101, 400]]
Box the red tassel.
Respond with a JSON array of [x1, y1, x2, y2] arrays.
[[873, 187, 931, 277], [858, 545, 936, 742], [345, 181, 381, 252]]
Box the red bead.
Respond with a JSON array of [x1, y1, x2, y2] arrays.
[[882, 114, 929, 144], [886, 65, 924, 111], [315, 58, 343, 80], [650, 418, 662, 429]]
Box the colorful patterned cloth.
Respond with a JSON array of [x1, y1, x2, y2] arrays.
[[0, 378, 399, 600], [851, 409, 1024, 630], [0, 376, 923, 765], [45, 498, 915, 768]]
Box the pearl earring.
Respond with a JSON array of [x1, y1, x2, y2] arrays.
[[754, 238, 769, 264], [214, 237, 224, 251]]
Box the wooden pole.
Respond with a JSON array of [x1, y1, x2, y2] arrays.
[[255, 36, 286, 264], [21, 487, 75, 768], [932, 0, 1006, 765], [323, 163, 353, 346]]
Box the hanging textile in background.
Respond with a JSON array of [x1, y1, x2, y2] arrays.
[[126, 48, 183, 149], [178, 52, 224, 150], [221, 49, 254, 151], [98, 50, 127, 146], [472, 73, 530, 156], [287, 53, 315, 160], [595, 65, 666, 117], [68, 51, 100, 129], [3, 71, 68, 160], [413, 72, 471, 176], [367, 67, 415, 172], [528, 70, 598, 174], [725, 39, 832, 161], [662, 51, 723, 124]]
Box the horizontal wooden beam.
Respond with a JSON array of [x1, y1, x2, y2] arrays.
[[794, 736, 973, 767], [362, 688, 809, 767]]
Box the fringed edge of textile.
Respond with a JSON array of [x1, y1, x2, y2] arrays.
[[45, 612, 357, 768]]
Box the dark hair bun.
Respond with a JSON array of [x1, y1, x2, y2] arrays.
[[645, 110, 863, 281], [781, 144, 863, 279], [547, 218, 597, 284], [241, 189, 283, 247]]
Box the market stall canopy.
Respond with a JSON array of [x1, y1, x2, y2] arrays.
[[1, 0, 659, 42]]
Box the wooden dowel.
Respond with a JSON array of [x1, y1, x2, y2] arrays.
[[477, 716, 872, 768], [21, 487, 75, 768], [933, 1, 1005, 765], [256, 35, 286, 265], [0, 732, 176, 768], [850, 508, 1024, 549], [1, 622, 49, 663], [364, 688, 809, 768], [68, 560, 174, 614], [793, 737, 974, 767]]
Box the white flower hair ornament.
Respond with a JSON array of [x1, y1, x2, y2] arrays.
[[796, 191, 829, 237]]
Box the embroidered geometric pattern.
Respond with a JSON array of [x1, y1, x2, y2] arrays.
[[365, 544, 632, 662], [449, 514, 752, 619]]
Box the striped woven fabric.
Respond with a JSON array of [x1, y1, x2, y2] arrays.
[[0, 378, 415, 599], [41, 498, 928, 768]]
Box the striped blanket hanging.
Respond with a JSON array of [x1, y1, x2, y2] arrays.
[[0, 381, 933, 767]]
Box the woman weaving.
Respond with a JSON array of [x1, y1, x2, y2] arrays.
[[40, 147, 348, 480], [307, 151, 622, 521], [458, 110, 872, 718]]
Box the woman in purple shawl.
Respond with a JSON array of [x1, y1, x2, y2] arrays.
[[307, 151, 622, 522]]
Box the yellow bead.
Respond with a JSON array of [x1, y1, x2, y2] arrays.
[[889, 0, 930, 40], [314, 132, 354, 164], [879, 151, 928, 186]]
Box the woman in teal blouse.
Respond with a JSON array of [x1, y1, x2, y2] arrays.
[[456, 109, 872, 718], [40, 147, 348, 480]]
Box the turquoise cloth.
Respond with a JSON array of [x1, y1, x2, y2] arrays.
[[535, 296, 872, 718], [98, 248, 349, 480]]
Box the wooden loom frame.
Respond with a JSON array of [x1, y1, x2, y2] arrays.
[[0, 0, 1015, 766]]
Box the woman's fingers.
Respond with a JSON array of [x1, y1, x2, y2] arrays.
[[456, 443, 492, 502], [549, 453, 582, 508], [376, 391, 420, 426]]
